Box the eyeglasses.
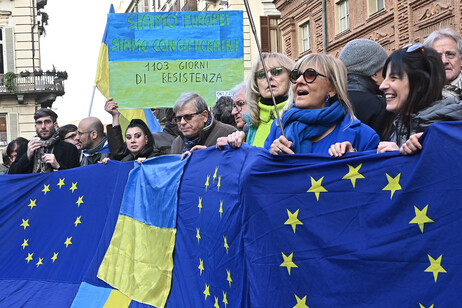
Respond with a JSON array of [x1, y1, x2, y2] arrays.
[[64, 133, 77, 140], [439, 51, 459, 60], [77, 130, 93, 136], [35, 119, 53, 126], [289, 68, 327, 84], [255, 67, 285, 80], [232, 100, 246, 113], [174, 112, 202, 123]]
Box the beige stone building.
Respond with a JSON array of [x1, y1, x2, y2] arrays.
[[0, 0, 65, 147]]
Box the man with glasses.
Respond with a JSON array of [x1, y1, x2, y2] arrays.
[[9, 108, 80, 174], [230, 82, 248, 130], [170, 92, 237, 154], [75, 117, 111, 166], [424, 28, 462, 99]]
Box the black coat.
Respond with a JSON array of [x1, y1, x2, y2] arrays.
[[9, 139, 80, 174]]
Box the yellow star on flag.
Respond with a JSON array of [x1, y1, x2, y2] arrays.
[[342, 164, 365, 188], [36, 257, 43, 268], [307, 176, 327, 201], [214, 296, 220, 308], [51, 252, 59, 263], [198, 258, 204, 275], [28, 199, 37, 210], [69, 182, 78, 193], [213, 167, 218, 183], [196, 228, 201, 243], [198, 197, 203, 213], [217, 176, 222, 192], [219, 200, 224, 218], [294, 294, 309, 308], [25, 253, 33, 263], [64, 237, 73, 248], [205, 175, 210, 191], [285, 209, 303, 233], [20, 219, 30, 230], [382, 173, 401, 199], [419, 304, 434, 308], [224, 236, 229, 254], [223, 292, 228, 308], [21, 239, 29, 249], [74, 216, 82, 227], [42, 184, 50, 195], [76, 196, 84, 207], [280, 252, 298, 275], [203, 283, 210, 300], [425, 254, 447, 283], [57, 178, 65, 189], [409, 205, 434, 233], [226, 269, 232, 287]]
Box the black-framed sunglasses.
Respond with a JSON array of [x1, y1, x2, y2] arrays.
[[255, 67, 285, 80], [406, 42, 425, 54], [289, 68, 327, 84], [174, 111, 202, 123], [232, 100, 246, 113]]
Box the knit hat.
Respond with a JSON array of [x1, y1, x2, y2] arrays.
[[339, 39, 388, 77]]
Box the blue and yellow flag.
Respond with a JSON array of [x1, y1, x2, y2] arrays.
[[95, 4, 114, 99]]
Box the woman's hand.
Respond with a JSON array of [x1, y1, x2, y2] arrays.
[[400, 132, 423, 155], [99, 157, 110, 164], [270, 136, 294, 155], [377, 141, 399, 153], [181, 145, 207, 160], [104, 98, 120, 126], [216, 131, 246, 150], [136, 157, 146, 164], [329, 141, 354, 157]]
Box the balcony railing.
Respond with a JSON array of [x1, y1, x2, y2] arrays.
[[0, 73, 65, 95]]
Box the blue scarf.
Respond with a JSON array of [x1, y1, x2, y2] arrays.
[[282, 101, 346, 153]]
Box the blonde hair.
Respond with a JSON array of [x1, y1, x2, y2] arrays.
[[284, 53, 355, 117], [245, 52, 295, 126]]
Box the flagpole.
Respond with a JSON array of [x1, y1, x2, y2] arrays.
[[242, 0, 286, 138], [88, 84, 97, 117]]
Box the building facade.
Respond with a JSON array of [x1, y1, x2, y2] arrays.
[[274, 0, 462, 59], [0, 0, 65, 146]]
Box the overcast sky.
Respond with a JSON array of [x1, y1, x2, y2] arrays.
[[40, 0, 115, 125]]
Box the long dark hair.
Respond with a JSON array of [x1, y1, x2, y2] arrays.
[[126, 119, 154, 157], [382, 46, 445, 140]]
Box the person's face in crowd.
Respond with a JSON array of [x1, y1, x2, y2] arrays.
[[371, 68, 384, 87], [63, 131, 79, 146], [231, 88, 248, 130], [291, 65, 335, 110], [125, 127, 148, 155], [9, 151, 17, 163], [256, 58, 290, 99], [175, 100, 208, 138], [75, 120, 95, 150], [432, 37, 462, 84], [379, 63, 410, 114], [35, 116, 57, 140]]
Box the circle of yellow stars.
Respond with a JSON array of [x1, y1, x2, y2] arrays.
[[20, 178, 85, 268]]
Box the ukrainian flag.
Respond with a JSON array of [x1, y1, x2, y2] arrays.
[[97, 156, 188, 307]]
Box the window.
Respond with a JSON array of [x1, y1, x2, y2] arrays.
[[337, 0, 349, 33], [300, 22, 310, 53], [0, 28, 15, 75], [368, 0, 385, 15], [0, 114, 6, 146], [260, 15, 282, 53]]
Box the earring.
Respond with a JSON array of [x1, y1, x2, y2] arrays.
[[325, 94, 331, 107]]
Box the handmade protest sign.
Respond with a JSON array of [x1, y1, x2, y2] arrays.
[[107, 11, 244, 109]]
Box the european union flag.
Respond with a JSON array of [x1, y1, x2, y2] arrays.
[[0, 162, 133, 307]]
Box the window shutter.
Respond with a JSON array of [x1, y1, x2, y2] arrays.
[[260, 16, 271, 53], [8, 112, 18, 141], [4, 28, 15, 73]]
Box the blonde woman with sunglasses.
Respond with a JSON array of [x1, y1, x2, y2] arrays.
[[266, 53, 379, 156]]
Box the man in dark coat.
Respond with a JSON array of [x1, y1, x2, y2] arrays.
[[9, 108, 80, 174]]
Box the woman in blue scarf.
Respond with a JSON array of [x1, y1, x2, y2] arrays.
[[265, 53, 379, 155]]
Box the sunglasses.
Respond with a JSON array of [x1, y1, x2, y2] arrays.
[[255, 67, 285, 80], [406, 42, 424, 53], [174, 111, 202, 123], [289, 68, 327, 84]]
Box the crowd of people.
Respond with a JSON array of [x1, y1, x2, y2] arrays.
[[3, 27, 462, 174]]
